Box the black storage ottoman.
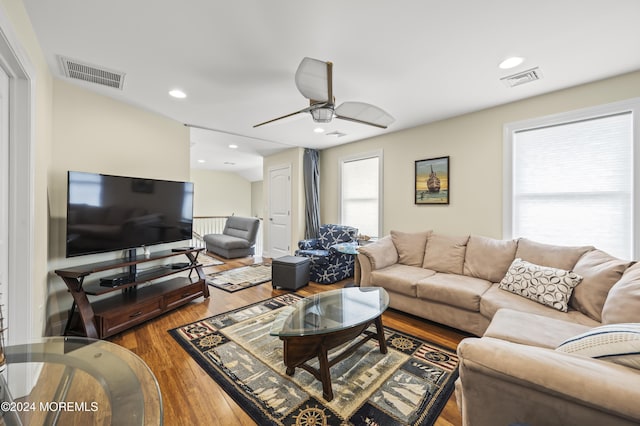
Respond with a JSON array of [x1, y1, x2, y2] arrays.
[[272, 255, 311, 290]]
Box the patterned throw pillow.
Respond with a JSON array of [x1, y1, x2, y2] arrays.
[[498, 258, 583, 312], [556, 323, 640, 369]]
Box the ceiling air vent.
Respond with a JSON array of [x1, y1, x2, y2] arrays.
[[500, 67, 542, 87], [58, 56, 125, 89]]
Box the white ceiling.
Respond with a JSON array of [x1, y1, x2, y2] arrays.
[[23, 0, 640, 182]]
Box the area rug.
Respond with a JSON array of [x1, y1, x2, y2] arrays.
[[199, 252, 224, 267], [206, 263, 271, 292], [169, 294, 459, 425]]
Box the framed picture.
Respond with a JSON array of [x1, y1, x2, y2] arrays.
[[415, 156, 449, 204]]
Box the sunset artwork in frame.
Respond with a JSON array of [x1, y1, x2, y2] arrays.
[[415, 156, 449, 204]]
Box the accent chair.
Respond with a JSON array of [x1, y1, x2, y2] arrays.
[[295, 224, 358, 284], [203, 216, 260, 259]]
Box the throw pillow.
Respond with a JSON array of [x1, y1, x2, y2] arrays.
[[498, 258, 583, 312], [571, 249, 632, 322], [601, 262, 640, 324], [390, 230, 431, 267], [422, 233, 470, 274], [556, 323, 640, 370]]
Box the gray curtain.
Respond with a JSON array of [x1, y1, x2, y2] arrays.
[[303, 149, 321, 239]]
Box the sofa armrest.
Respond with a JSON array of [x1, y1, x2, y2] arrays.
[[457, 337, 640, 426], [357, 236, 398, 286], [298, 238, 320, 250]]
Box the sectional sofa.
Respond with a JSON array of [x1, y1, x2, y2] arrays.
[[357, 230, 640, 426]]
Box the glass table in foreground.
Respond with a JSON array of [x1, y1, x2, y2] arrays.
[[270, 287, 389, 401], [0, 337, 162, 426]]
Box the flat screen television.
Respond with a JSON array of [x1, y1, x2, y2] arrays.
[[66, 171, 194, 257]]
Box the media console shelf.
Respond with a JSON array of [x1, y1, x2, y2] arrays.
[[55, 247, 209, 339]]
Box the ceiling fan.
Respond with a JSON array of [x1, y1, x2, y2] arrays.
[[254, 57, 395, 129]]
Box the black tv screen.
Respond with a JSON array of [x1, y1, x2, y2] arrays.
[[66, 171, 194, 257]]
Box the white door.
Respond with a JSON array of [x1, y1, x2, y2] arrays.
[[268, 165, 291, 258], [0, 67, 8, 342]]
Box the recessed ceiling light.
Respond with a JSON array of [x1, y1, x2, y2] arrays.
[[228, 144, 238, 149], [313, 127, 325, 133], [169, 89, 187, 99], [499, 57, 524, 70]]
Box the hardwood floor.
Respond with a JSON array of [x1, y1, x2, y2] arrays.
[[108, 254, 468, 426]]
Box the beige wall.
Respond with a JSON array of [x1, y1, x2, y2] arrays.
[[0, 0, 54, 339], [190, 168, 252, 217], [263, 147, 305, 256], [49, 79, 190, 254], [251, 180, 264, 219], [47, 78, 190, 333], [321, 70, 640, 239]]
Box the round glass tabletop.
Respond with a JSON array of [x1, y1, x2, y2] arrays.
[[1, 337, 162, 425], [270, 287, 389, 337]]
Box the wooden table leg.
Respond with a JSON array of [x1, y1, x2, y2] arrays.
[[317, 345, 333, 401], [375, 316, 387, 354]]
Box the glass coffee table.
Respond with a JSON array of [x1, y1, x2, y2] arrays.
[[270, 287, 389, 401]]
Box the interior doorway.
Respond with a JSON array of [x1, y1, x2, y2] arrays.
[[0, 11, 36, 396], [267, 165, 291, 258], [0, 64, 8, 338]]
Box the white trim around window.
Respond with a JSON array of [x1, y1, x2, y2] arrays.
[[504, 98, 640, 259], [338, 150, 384, 239]]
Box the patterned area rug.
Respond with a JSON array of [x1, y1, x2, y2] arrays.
[[169, 294, 459, 425], [200, 252, 224, 267], [206, 263, 271, 292]]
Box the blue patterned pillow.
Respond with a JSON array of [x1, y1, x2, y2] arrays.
[[556, 323, 640, 369]]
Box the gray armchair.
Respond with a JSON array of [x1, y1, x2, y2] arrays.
[[203, 216, 260, 259]]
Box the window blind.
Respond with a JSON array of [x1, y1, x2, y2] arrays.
[[512, 112, 633, 259], [341, 156, 380, 238]]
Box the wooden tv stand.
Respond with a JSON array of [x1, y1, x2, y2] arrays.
[[55, 247, 209, 339]]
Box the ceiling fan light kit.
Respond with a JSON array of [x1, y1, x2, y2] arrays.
[[310, 107, 334, 123], [254, 57, 394, 129]]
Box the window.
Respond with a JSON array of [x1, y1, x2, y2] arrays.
[[504, 99, 640, 259], [340, 151, 383, 238]]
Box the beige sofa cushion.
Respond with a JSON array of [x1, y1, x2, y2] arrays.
[[357, 235, 398, 270], [416, 273, 492, 311], [515, 238, 593, 271], [485, 309, 593, 349], [423, 233, 470, 274], [390, 230, 431, 267], [370, 264, 436, 297], [480, 285, 600, 327], [571, 249, 632, 322], [463, 235, 517, 283], [602, 262, 640, 324]]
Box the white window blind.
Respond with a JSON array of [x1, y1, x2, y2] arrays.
[[511, 112, 633, 259], [340, 154, 381, 238]]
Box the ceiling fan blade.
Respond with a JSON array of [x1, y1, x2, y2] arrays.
[[295, 57, 332, 103], [253, 106, 311, 128], [334, 102, 395, 129]]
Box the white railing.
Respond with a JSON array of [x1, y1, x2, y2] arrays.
[[192, 216, 263, 257]]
